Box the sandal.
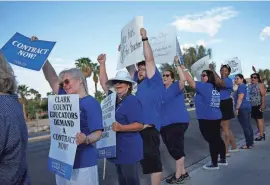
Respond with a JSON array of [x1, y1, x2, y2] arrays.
[[240, 145, 252, 149]]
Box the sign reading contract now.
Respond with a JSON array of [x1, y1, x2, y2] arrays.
[[1, 32, 56, 71], [47, 95, 80, 180]]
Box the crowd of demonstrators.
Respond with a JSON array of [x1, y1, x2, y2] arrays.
[[1, 27, 268, 185], [0, 52, 30, 185]]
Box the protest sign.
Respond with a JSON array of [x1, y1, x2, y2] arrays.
[[149, 26, 177, 65], [1, 32, 56, 71], [47, 95, 80, 180], [191, 55, 210, 81], [118, 16, 144, 69], [223, 57, 242, 79], [96, 92, 117, 159]]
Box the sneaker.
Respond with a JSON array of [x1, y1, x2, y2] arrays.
[[218, 159, 228, 166], [166, 175, 184, 184], [181, 172, 191, 180], [203, 163, 219, 170], [226, 153, 231, 157], [229, 148, 239, 153]]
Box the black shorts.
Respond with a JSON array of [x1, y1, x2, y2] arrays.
[[160, 123, 189, 160], [139, 127, 162, 174], [220, 98, 235, 120], [251, 105, 264, 119]]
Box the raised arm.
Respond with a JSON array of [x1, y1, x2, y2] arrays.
[[140, 28, 156, 79], [118, 44, 137, 79], [97, 54, 109, 95], [209, 64, 226, 88], [30, 36, 59, 94], [174, 56, 186, 90], [182, 66, 196, 89], [259, 83, 266, 111]]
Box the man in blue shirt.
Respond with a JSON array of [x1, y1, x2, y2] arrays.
[[122, 28, 164, 185]]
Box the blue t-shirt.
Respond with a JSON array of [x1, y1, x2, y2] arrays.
[[58, 89, 103, 169], [161, 81, 190, 127], [220, 77, 233, 100], [194, 81, 222, 120], [108, 95, 144, 164], [234, 84, 251, 109], [135, 67, 164, 131]]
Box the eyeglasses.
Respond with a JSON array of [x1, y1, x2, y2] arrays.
[[251, 76, 258, 79], [163, 74, 170, 78], [201, 74, 207, 77]]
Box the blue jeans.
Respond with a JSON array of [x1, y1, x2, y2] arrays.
[[115, 162, 140, 185], [238, 108, 254, 146]]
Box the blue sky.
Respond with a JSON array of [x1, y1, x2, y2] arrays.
[[1, 1, 270, 97]]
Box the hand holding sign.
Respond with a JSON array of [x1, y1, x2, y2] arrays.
[[174, 56, 180, 65], [31, 36, 38, 41], [209, 63, 214, 71], [252, 65, 257, 73], [76, 132, 87, 145], [140, 28, 147, 39], [97, 54, 106, 65]]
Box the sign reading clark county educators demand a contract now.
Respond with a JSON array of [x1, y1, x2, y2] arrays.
[[96, 92, 117, 159], [1, 32, 56, 71], [48, 95, 80, 180]]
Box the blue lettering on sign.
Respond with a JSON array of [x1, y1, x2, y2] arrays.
[[210, 90, 220, 107]]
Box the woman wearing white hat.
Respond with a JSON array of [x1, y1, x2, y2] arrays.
[[98, 54, 144, 185]]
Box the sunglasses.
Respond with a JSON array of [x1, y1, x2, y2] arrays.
[[112, 80, 126, 85], [163, 74, 170, 78], [251, 76, 258, 79], [59, 79, 71, 87], [201, 74, 207, 77]]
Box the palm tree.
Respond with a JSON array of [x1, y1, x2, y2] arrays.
[[95, 90, 106, 103], [17, 85, 30, 120], [92, 63, 100, 93], [75, 57, 93, 78]]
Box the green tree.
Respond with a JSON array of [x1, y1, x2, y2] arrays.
[[17, 85, 31, 120], [258, 69, 270, 86], [91, 63, 100, 93], [95, 90, 106, 103], [75, 57, 93, 78]]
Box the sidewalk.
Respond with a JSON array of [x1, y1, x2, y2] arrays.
[[176, 126, 270, 185]]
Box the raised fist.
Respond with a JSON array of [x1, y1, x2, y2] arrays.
[[31, 36, 38, 41], [209, 63, 214, 71], [97, 54, 106, 64], [140, 28, 147, 39]]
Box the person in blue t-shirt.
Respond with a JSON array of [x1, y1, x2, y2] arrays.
[[119, 28, 164, 185], [40, 45, 103, 184], [234, 74, 254, 149], [209, 64, 238, 156], [182, 66, 226, 170], [161, 56, 190, 184], [98, 54, 144, 185]]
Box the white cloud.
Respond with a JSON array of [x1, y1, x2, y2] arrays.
[[260, 27, 270, 41], [179, 38, 223, 53], [172, 7, 238, 37]]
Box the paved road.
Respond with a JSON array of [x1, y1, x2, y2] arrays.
[[27, 95, 270, 185]]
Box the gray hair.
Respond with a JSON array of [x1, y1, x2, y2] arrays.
[[59, 68, 89, 94], [0, 52, 17, 93]]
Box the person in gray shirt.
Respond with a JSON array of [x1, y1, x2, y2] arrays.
[[0, 52, 30, 185]]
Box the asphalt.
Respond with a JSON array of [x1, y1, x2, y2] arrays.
[[27, 95, 270, 185]]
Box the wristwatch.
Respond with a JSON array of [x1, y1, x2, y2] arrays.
[[142, 37, 148, 41]]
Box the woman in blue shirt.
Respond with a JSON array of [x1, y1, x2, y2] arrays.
[[161, 56, 190, 184], [183, 66, 226, 170], [98, 54, 144, 185], [209, 64, 238, 156], [36, 36, 103, 185], [234, 74, 254, 149]]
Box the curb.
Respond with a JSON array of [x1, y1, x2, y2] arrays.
[[28, 135, 50, 142]]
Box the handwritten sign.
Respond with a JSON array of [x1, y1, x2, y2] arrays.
[[223, 57, 242, 79], [191, 55, 210, 81], [47, 95, 80, 180], [96, 92, 117, 158], [148, 27, 177, 65], [1, 32, 56, 71], [118, 16, 144, 69]]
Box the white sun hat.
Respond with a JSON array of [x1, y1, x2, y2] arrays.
[[106, 71, 137, 88]]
